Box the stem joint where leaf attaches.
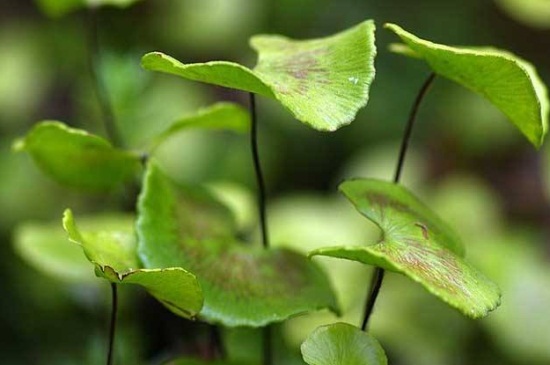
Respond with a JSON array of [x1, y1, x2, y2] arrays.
[[360, 72, 436, 331]]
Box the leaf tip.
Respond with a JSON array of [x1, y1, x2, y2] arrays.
[[141, 51, 165, 68], [62, 209, 84, 246], [383, 22, 401, 32]]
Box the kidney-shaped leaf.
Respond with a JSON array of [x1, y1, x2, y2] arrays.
[[301, 323, 387, 365], [137, 162, 338, 327], [310, 179, 501, 318], [63, 210, 203, 319], [35, 0, 142, 17], [142, 20, 376, 132], [14, 121, 141, 190], [385, 23, 549, 148], [150, 102, 250, 151]]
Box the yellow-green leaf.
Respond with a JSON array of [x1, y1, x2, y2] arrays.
[[63, 210, 203, 319], [14, 121, 140, 190], [385, 23, 549, 148], [151, 102, 250, 151], [142, 20, 376, 131], [310, 179, 501, 319], [13, 220, 97, 283]]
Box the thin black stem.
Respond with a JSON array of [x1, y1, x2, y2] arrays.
[[249, 92, 272, 365], [263, 326, 273, 365], [393, 73, 436, 184], [107, 283, 118, 365], [360, 268, 385, 331], [87, 8, 123, 147], [209, 325, 225, 359], [249, 93, 269, 248], [360, 72, 436, 331]]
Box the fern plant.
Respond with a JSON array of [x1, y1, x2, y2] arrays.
[[13, 1, 549, 364]]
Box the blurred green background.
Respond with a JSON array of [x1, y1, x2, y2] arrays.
[[2, 0, 550, 364]]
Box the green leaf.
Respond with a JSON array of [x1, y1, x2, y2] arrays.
[[13, 121, 141, 190], [35, 0, 142, 17], [385, 23, 549, 148], [310, 179, 501, 319], [151, 102, 250, 151], [142, 20, 376, 131], [63, 209, 203, 319], [137, 162, 338, 327], [495, 0, 550, 29], [13, 221, 97, 283], [301, 323, 387, 365]]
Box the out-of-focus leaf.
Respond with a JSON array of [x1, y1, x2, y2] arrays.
[[35, 0, 142, 17], [136, 162, 338, 327], [151, 102, 250, 151], [13, 121, 141, 190], [142, 20, 376, 131], [63, 210, 203, 319], [467, 230, 550, 362], [206, 181, 256, 233], [495, 0, 550, 29], [386, 23, 549, 148], [301, 323, 387, 365], [310, 179, 501, 319], [13, 220, 96, 283]]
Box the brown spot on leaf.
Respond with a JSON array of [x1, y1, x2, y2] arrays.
[[378, 240, 465, 295], [367, 192, 412, 213], [415, 222, 429, 240]]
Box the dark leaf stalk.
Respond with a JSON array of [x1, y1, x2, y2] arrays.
[[360, 72, 436, 331]]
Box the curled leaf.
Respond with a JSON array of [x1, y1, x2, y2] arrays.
[[142, 20, 376, 131], [310, 179, 501, 319], [386, 23, 549, 148], [63, 209, 203, 319]]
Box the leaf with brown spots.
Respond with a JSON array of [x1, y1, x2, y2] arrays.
[[63, 210, 203, 319], [137, 162, 339, 327], [309, 179, 501, 319], [141, 20, 376, 132]]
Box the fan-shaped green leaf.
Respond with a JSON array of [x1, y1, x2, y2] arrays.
[[310, 179, 501, 318], [137, 162, 338, 327], [385, 23, 549, 148], [301, 323, 387, 365], [63, 209, 203, 319], [151, 102, 250, 151], [35, 0, 142, 17], [13, 220, 97, 283], [13, 121, 141, 190], [142, 20, 376, 131]]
